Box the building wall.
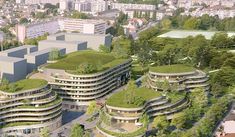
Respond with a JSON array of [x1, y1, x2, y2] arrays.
[[64, 33, 112, 50], [0, 46, 38, 58], [25, 48, 66, 73], [38, 40, 87, 54], [0, 59, 27, 82]]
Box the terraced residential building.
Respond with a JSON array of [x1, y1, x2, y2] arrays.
[[97, 87, 189, 137], [148, 64, 210, 92], [32, 51, 132, 110], [0, 79, 62, 137]]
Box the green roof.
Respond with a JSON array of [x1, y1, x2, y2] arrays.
[[150, 64, 195, 73], [45, 50, 129, 74], [0, 79, 48, 93], [106, 87, 162, 108]]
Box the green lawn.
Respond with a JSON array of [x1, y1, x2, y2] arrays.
[[150, 64, 195, 73], [0, 79, 48, 93], [167, 92, 186, 103], [46, 50, 129, 74], [106, 87, 162, 108]]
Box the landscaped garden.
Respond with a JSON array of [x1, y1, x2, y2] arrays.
[[106, 86, 162, 108], [149, 64, 195, 73], [46, 50, 130, 74], [0, 79, 48, 93]]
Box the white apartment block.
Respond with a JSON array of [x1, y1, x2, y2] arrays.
[[16, 19, 60, 43], [16, 18, 107, 42], [61, 18, 106, 34], [111, 3, 156, 12], [23, 0, 60, 4]]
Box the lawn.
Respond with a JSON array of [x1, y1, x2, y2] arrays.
[[0, 79, 48, 93], [167, 92, 186, 103], [150, 64, 195, 73], [106, 87, 162, 108], [46, 50, 129, 74]]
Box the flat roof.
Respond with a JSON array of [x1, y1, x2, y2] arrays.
[[39, 40, 86, 45], [0, 45, 36, 54], [158, 30, 235, 40], [0, 56, 26, 62], [51, 32, 111, 37], [25, 47, 65, 56]]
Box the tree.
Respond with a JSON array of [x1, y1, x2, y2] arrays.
[[48, 48, 61, 61], [99, 44, 110, 53], [112, 44, 128, 59], [86, 101, 98, 116], [70, 124, 84, 137], [152, 115, 169, 134], [183, 17, 200, 30], [19, 18, 29, 24], [190, 88, 208, 109], [125, 80, 137, 104], [211, 83, 224, 97], [40, 127, 50, 137], [171, 112, 187, 129], [161, 18, 172, 29], [211, 32, 229, 49], [70, 11, 89, 19], [76, 63, 97, 74]]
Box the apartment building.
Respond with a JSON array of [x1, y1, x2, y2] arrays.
[[60, 18, 106, 34], [16, 18, 107, 43], [148, 65, 210, 91], [16, 19, 60, 43], [111, 3, 156, 12], [23, 0, 60, 5], [0, 79, 62, 136]]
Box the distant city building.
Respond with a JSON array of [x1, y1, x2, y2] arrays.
[[111, 2, 156, 12], [17, 0, 60, 4], [16, 18, 107, 43]]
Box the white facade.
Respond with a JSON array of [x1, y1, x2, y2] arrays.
[[16, 18, 107, 42], [59, 0, 68, 10], [111, 3, 156, 12], [23, 0, 60, 4]]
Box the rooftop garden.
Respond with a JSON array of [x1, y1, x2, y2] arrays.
[[0, 79, 48, 93], [106, 81, 161, 108], [150, 64, 195, 73], [45, 50, 129, 74]]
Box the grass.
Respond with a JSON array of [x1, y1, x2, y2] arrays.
[[46, 50, 129, 74], [0, 79, 48, 93], [106, 87, 162, 108], [150, 64, 195, 73], [167, 92, 186, 103]]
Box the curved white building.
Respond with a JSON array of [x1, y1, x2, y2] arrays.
[[0, 79, 62, 136]]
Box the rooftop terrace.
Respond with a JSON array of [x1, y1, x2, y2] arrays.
[[106, 87, 162, 108], [0, 79, 48, 93], [45, 50, 129, 74], [149, 64, 195, 73]]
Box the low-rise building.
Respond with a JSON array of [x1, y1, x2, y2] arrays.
[[0, 79, 62, 136]]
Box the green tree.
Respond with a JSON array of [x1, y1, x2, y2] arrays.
[[211, 32, 229, 49], [86, 101, 98, 116], [99, 44, 110, 53], [161, 18, 172, 29], [70, 124, 84, 137], [152, 115, 169, 133], [40, 127, 50, 137], [76, 63, 97, 74], [190, 88, 208, 109], [70, 11, 89, 19], [183, 17, 200, 30], [171, 112, 187, 129], [48, 48, 61, 61]]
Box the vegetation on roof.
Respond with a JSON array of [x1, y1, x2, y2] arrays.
[[46, 50, 129, 74], [0, 79, 48, 93], [106, 84, 161, 108], [150, 64, 195, 73]]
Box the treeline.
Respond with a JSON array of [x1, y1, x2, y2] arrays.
[[116, 0, 162, 5], [161, 14, 235, 31]]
